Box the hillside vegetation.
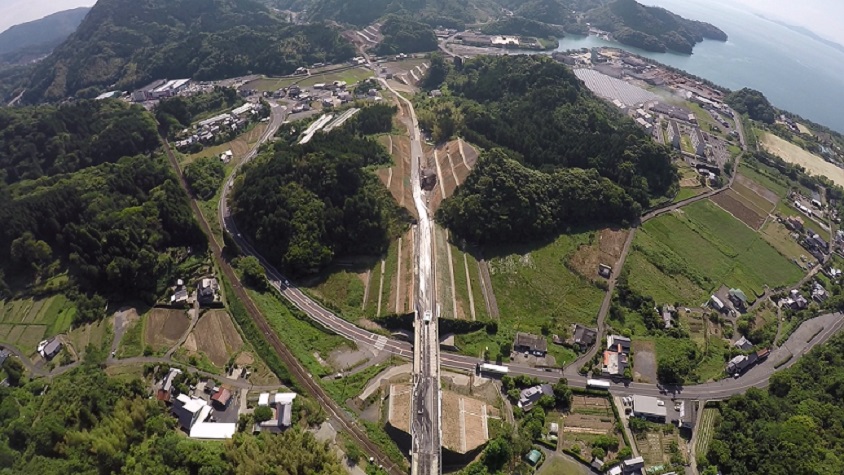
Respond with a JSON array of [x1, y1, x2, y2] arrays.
[[423, 55, 676, 244], [702, 332, 844, 475], [374, 16, 439, 55], [585, 0, 727, 53], [0, 99, 159, 184], [0, 7, 90, 66], [304, 0, 499, 28], [726, 88, 777, 124], [480, 16, 566, 38], [23, 0, 354, 102], [0, 362, 343, 473], [231, 129, 408, 274]]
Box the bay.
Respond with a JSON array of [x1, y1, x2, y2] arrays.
[[552, 0, 844, 132]]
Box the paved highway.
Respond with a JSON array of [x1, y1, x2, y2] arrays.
[[216, 81, 844, 475], [379, 77, 442, 475]]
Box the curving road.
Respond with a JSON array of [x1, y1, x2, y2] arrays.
[[216, 86, 844, 471]]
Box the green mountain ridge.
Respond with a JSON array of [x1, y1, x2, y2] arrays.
[[585, 0, 727, 53], [0, 7, 90, 65], [22, 0, 354, 103]]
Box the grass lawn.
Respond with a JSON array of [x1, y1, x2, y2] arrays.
[[246, 68, 374, 92], [628, 200, 803, 305], [117, 316, 144, 358], [304, 267, 369, 321], [487, 232, 605, 331], [378, 240, 400, 317], [247, 288, 354, 378], [537, 455, 590, 475], [674, 187, 705, 203], [320, 362, 389, 405]]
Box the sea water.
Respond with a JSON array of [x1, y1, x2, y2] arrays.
[[553, 0, 844, 132]]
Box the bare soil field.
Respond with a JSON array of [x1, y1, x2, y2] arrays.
[[711, 191, 767, 230], [429, 140, 472, 212], [568, 228, 629, 281], [183, 310, 244, 367], [632, 340, 657, 383], [144, 308, 190, 351], [442, 391, 495, 454], [732, 181, 777, 213], [387, 384, 412, 433], [561, 396, 621, 457], [761, 132, 844, 186], [376, 133, 416, 219], [735, 174, 780, 203]]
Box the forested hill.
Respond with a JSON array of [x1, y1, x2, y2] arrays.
[[0, 100, 159, 184], [231, 126, 409, 275], [0, 7, 90, 65], [701, 332, 844, 474], [23, 0, 354, 103], [424, 55, 677, 244], [585, 0, 727, 53], [302, 0, 500, 29]]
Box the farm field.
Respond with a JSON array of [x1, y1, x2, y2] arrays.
[[628, 200, 803, 305], [182, 309, 244, 367], [711, 189, 768, 230], [760, 132, 844, 187], [567, 228, 629, 283], [634, 424, 688, 467], [144, 308, 190, 354], [732, 179, 778, 212], [67, 317, 113, 358], [0, 295, 75, 354], [761, 220, 807, 262], [558, 395, 624, 459], [695, 408, 720, 462]]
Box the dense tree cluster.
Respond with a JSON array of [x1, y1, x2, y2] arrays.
[[703, 333, 844, 474], [437, 149, 640, 244], [0, 362, 344, 473], [23, 0, 355, 102], [348, 103, 397, 135], [184, 156, 226, 200], [726, 88, 777, 124], [232, 130, 407, 274], [425, 56, 677, 243], [304, 0, 477, 29], [585, 0, 727, 53], [0, 99, 159, 184], [374, 16, 439, 55], [156, 87, 242, 136], [0, 155, 204, 307], [480, 16, 566, 38]]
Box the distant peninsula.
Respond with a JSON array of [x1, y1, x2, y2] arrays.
[[584, 0, 728, 54]]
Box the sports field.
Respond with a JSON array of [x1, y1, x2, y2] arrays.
[[761, 132, 844, 186], [628, 200, 803, 305]]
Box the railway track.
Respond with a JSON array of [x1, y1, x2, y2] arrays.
[[160, 135, 405, 475]]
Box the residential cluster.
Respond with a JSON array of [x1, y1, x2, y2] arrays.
[[156, 367, 237, 439], [154, 367, 299, 440], [602, 334, 631, 377], [169, 276, 221, 307], [173, 101, 264, 152]]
